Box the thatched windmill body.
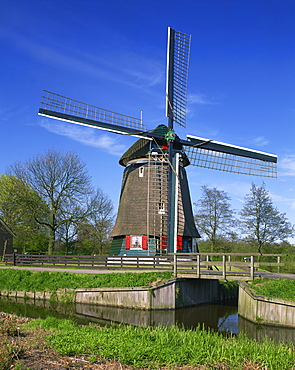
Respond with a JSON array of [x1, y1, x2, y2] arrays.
[[38, 28, 277, 256]]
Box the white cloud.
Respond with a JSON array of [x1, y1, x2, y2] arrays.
[[270, 192, 295, 210], [7, 27, 163, 91], [39, 119, 127, 156], [187, 92, 216, 105], [251, 136, 269, 147], [279, 155, 295, 177]]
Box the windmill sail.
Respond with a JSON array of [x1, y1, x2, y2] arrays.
[[184, 135, 277, 178], [38, 90, 147, 138], [166, 27, 191, 128]]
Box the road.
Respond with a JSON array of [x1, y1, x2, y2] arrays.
[[1, 265, 295, 280]]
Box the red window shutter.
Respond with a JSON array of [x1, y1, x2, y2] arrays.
[[177, 236, 183, 250], [160, 236, 167, 250], [142, 235, 148, 249], [125, 235, 131, 249]]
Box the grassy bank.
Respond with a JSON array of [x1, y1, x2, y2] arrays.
[[249, 278, 295, 301], [1, 269, 295, 368], [0, 269, 173, 292], [2, 312, 295, 370], [25, 316, 295, 369]]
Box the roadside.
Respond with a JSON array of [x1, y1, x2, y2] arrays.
[[0, 265, 162, 274]]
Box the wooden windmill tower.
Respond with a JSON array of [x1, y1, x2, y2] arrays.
[[38, 27, 277, 256]]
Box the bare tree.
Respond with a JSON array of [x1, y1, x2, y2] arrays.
[[240, 182, 294, 253], [194, 185, 236, 252], [10, 149, 112, 254], [76, 188, 114, 255], [57, 188, 114, 254]]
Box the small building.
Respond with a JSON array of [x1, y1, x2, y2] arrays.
[[0, 218, 16, 256]]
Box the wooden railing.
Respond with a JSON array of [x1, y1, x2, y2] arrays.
[[3, 253, 172, 270], [171, 253, 286, 280], [3, 253, 286, 280]]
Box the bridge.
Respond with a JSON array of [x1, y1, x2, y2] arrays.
[[3, 252, 285, 281]]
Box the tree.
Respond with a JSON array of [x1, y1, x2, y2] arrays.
[[0, 174, 49, 252], [194, 185, 236, 252], [9, 149, 113, 254], [56, 188, 114, 255], [240, 182, 294, 253], [76, 188, 114, 255]]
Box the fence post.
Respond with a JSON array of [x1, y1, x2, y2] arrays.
[[222, 255, 226, 280], [13, 253, 16, 266], [173, 254, 177, 277], [277, 256, 281, 273], [228, 255, 231, 271], [250, 255, 254, 280], [196, 254, 200, 278], [206, 255, 210, 270]]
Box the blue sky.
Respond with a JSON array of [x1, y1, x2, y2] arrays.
[[1, 0, 295, 241]]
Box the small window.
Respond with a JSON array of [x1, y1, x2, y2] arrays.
[[158, 202, 165, 214], [139, 166, 144, 177], [131, 235, 142, 249]]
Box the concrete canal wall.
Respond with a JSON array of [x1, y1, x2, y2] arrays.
[[238, 281, 295, 327], [75, 278, 219, 309], [0, 278, 220, 309]]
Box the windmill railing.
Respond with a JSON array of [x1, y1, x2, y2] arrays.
[[3, 253, 286, 280]]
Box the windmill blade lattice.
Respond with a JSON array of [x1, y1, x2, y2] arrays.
[[166, 28, 191, 128], [184, 135, 277, 178], [39, 90, 146, 137]]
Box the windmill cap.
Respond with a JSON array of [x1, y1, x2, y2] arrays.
[[119, 125, 190, 167]]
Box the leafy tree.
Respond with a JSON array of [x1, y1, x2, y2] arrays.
[[194, 185, 236, 252], [9, 149, 113, 254], [240, 182, 294, 254], [0, 174, 49, 252]]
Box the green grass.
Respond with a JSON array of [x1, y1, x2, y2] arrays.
[[0, 269, 173, 292], [249, 278, 295, 301], [26, 316, 295, 369]]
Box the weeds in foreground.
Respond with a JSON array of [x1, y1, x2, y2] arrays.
[[0, 313, 29, 370], [26, 317, 295, 370]]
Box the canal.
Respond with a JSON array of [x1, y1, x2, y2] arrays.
[[1, 296, 295, 345]]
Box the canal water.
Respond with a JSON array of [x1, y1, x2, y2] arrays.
[[1, 296, 295, 345]]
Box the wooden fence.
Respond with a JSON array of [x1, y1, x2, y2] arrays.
[[3, 253, 286, 280]]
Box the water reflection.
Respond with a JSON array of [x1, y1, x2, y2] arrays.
[[75, 300, 238, 332], [1, 296, 295, 345], [0, 296, 237, 333], [239, 315, 295, 345]]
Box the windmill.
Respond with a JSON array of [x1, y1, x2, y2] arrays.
[[38, 27, 277, 256]]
